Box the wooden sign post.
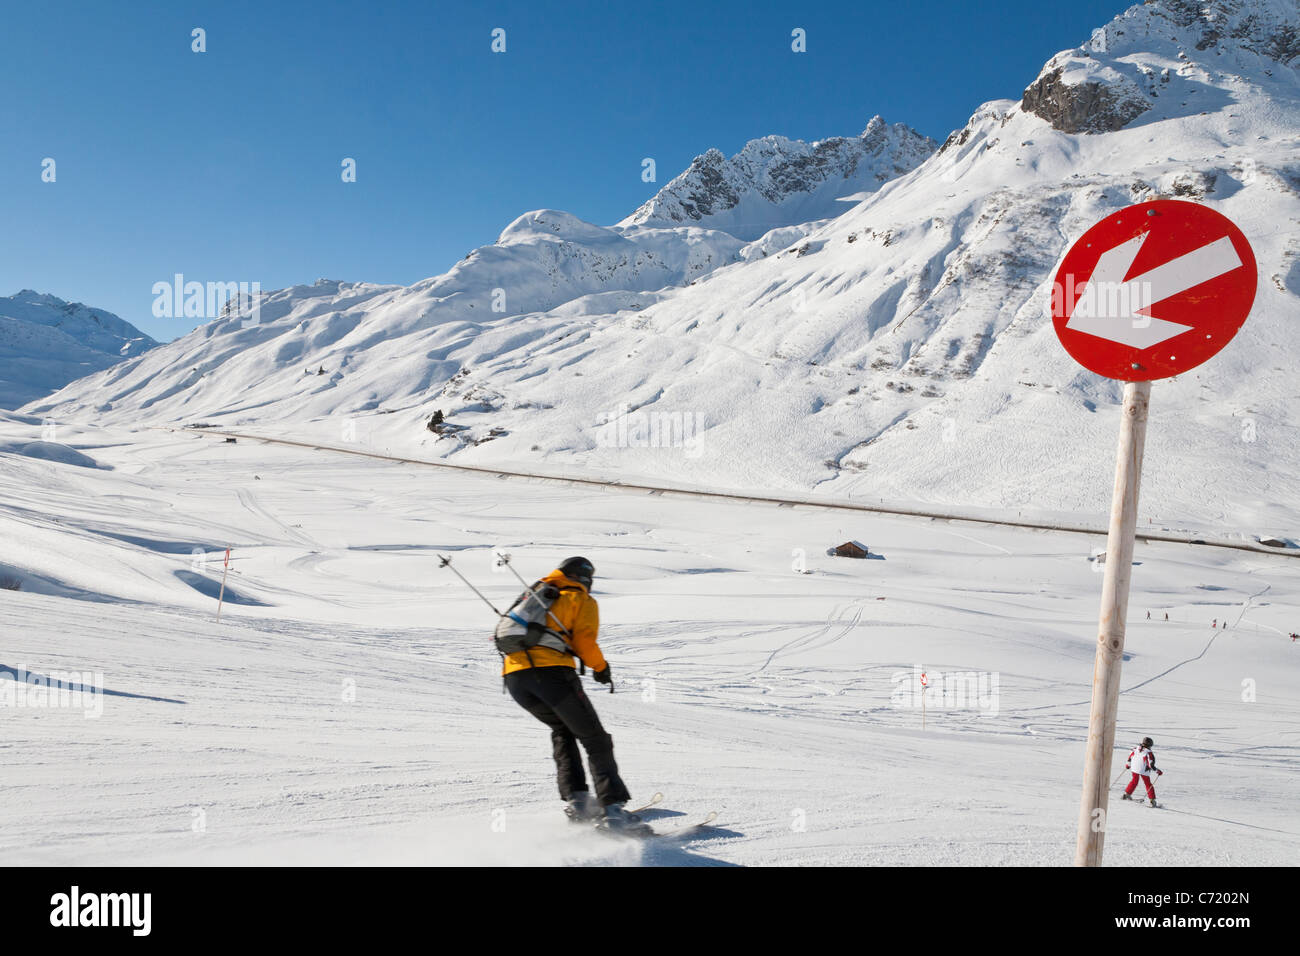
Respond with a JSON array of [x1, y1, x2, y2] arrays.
[[1074, 380, 1150, 866]]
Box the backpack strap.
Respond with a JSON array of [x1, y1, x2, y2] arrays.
[[540, 584, 585, 652]]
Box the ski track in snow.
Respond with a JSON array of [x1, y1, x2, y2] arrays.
[[0, 425, 1297, 866]]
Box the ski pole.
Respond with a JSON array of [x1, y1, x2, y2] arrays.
[[497, 552, 614, 694], [438, 553, 507, 618]]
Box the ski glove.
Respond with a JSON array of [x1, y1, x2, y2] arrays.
[[593, 666, 612, 685]]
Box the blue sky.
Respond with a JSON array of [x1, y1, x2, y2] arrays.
[[0, 0, 1128, 341]]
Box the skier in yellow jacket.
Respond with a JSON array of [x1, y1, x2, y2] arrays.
[[502, 557, 637, 829]]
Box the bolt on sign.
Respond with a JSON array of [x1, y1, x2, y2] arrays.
[[1052, 199, 1257, 866]]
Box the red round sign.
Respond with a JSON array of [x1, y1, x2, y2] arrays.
[[1051, 199, 1256, 381]]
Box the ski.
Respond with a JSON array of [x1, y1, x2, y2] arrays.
[[630, 792, 663, 816], [591, 819, 655, 839], [650, 811, 718, 839], [1122, 797, 1162, 808], [592, 810, 718, 841]]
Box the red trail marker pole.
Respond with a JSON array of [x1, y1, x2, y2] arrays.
[[920, 670, 928, 731], [216, 547, 231, 623]]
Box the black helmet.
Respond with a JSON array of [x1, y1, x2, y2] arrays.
[[1141, 737, 1154, 749], [558, 556, 595, 586]]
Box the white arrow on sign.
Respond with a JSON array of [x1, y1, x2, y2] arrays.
[[1066, 232, 1242, 349]]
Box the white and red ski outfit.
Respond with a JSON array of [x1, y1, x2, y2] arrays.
[[1123, 743, 1162, 800]]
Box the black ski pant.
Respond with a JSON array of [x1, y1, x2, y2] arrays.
[[505, 665, 631, 806]]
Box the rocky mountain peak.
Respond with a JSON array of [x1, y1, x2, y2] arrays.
[[619, 119, 936, 239], [1021, 0, 1299, 134]]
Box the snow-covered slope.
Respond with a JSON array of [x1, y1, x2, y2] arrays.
[[1, 424, 1296, 866], [618, 116, 937, 239], [0, 291, 156, 409], [27, 0, 1300, 538]]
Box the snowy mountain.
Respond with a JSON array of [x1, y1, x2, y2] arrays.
[[0, 291, 156, 409], [618, 116, 937, 239], [19, 123, 933, 428], [25, 0, 1300, 536]]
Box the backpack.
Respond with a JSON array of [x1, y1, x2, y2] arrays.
[[493, 582, 575, 657]]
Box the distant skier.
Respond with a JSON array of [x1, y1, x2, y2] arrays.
[[1212, 618, 1217, 628], [1164, 612, 1169, 621], [1121, 736, 1163, 806], [500, 556, 639, 830], [1146, 611, 1151, 620]]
